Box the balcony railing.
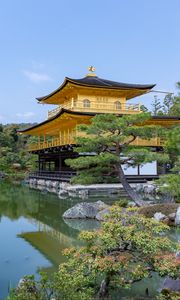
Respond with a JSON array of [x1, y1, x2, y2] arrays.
[[47, 102, 141, 119], [27, 130, 165, 152]]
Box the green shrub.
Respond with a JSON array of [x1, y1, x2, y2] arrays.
[[115, 198, 129, 207], [139, 204, 179, 218]]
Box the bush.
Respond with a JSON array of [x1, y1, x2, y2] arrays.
[[139, 204, 179, 218], [114, 198, 129, 207]]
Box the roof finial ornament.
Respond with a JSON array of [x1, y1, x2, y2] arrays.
[[88, 66, 95, 72], [86, 66, 97, 77]]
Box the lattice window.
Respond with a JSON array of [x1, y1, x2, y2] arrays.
[[83, 99, 91, 108], [115, 101, 121, 110]]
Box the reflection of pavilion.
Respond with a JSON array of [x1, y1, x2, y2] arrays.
[[18, 219, 79, 268]]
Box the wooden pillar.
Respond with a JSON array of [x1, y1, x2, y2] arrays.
[[137, 165, 140, 176], [38, 155, 41, 171], [59, 154, 62, 172], [72, 97, 74, 109]]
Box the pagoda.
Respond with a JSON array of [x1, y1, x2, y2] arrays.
[[19, 68, 180, 181]]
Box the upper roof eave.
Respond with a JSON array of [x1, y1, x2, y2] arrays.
[[36, 76, 156, 103], [18, 108, 96, 133], [18, 109, 180, 135]]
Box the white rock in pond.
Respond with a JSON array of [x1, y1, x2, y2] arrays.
[[153, 212, 167, 222], [175, 206, 180, 226]]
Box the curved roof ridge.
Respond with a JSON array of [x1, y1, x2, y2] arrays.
[[36, 75, 156, 102]]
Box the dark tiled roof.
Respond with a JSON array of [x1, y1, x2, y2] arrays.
[[66, 76, 156, 90], [36, 76, 156, 102]]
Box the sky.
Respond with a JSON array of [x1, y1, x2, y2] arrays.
[[0, 0, 180, 124]]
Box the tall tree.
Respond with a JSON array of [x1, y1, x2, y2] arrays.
[[66, 113, 168, 206], [151, 95, 163, 116], [162, 93, 174, 115], [156, 125, 180, 200]]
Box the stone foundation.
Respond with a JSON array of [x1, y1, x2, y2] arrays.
[[28, 178, 173, 202]]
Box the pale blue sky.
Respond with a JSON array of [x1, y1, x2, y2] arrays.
[[0, 0, 179, 124]]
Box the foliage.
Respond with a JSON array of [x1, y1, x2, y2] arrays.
[[157, 289, 180, 300], [151, 83, 180, 117], [156, 126, 180, 201], [115, 198, 129, 207], [139, 203, 179, 218], [6, 273, 53, 300], [140, 104, 149, 112], [151, 96, 163, 116], [66, 113, 168, 204], [0, 123, 36, 176], [7, 206, 180, 300]]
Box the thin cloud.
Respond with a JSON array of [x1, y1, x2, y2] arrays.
[[16, 112, 35, 118], [0, 115, 4, 121], [23, 70, 52, 83]]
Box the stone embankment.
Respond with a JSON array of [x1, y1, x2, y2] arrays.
[[29, 178, 131, 198], [63, 200, 180, 226], [29, 178, 171, 201]]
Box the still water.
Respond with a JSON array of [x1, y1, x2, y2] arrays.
[[0, 181, 179, 300]]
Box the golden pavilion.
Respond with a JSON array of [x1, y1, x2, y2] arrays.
[[19, 68, 180, 181]]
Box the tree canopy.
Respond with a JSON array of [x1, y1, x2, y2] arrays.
[[8, 206, 180, 300], [66, 113, 168, 205], [0, 123, 36, 175]]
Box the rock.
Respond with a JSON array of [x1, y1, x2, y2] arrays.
[[161, 277, 180, 292], [12, 163, 21, 169], [78, 189, 89, 199], [175, 206, 180, 226], [127, 201, 137, 207], [59, 189, 68, 199], [135, 184, 144, 193], [37, 179, 46, 186], [154, 212, 167, 222], [96, 207, 111, 221], [0, 171, 6, 179], [144, 184, 156, 194], [176, 251, 180, 258], [168, 213, 176, 221], [51, 181, 59, 189], [63, 201, 109, 219]]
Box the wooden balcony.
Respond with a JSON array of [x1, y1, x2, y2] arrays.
[[47, 102, 141, 119], [27, 131, 164, 152]]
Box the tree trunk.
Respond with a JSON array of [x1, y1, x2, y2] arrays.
[[117, 164, 146, 207], [98, 277, 110, 299]]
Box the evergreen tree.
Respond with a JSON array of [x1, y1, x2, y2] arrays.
[[66, 113, 168, 206], [140, 104, 148, 112], [162, 93, 174, 115], [156, 125, 180, 200], [151, 95, 163, 116]]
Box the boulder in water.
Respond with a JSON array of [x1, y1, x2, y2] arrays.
[[63, 201, 109, 219]]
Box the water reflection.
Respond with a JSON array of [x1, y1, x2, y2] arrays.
[[0, 181, 86, 299], [0, 181, 179, 300]]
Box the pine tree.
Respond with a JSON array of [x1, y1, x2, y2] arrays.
[[66, 113, 168, 206], [151, 95, 163, 115]]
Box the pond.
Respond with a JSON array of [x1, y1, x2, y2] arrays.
[[0, 181, 179, 300]]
